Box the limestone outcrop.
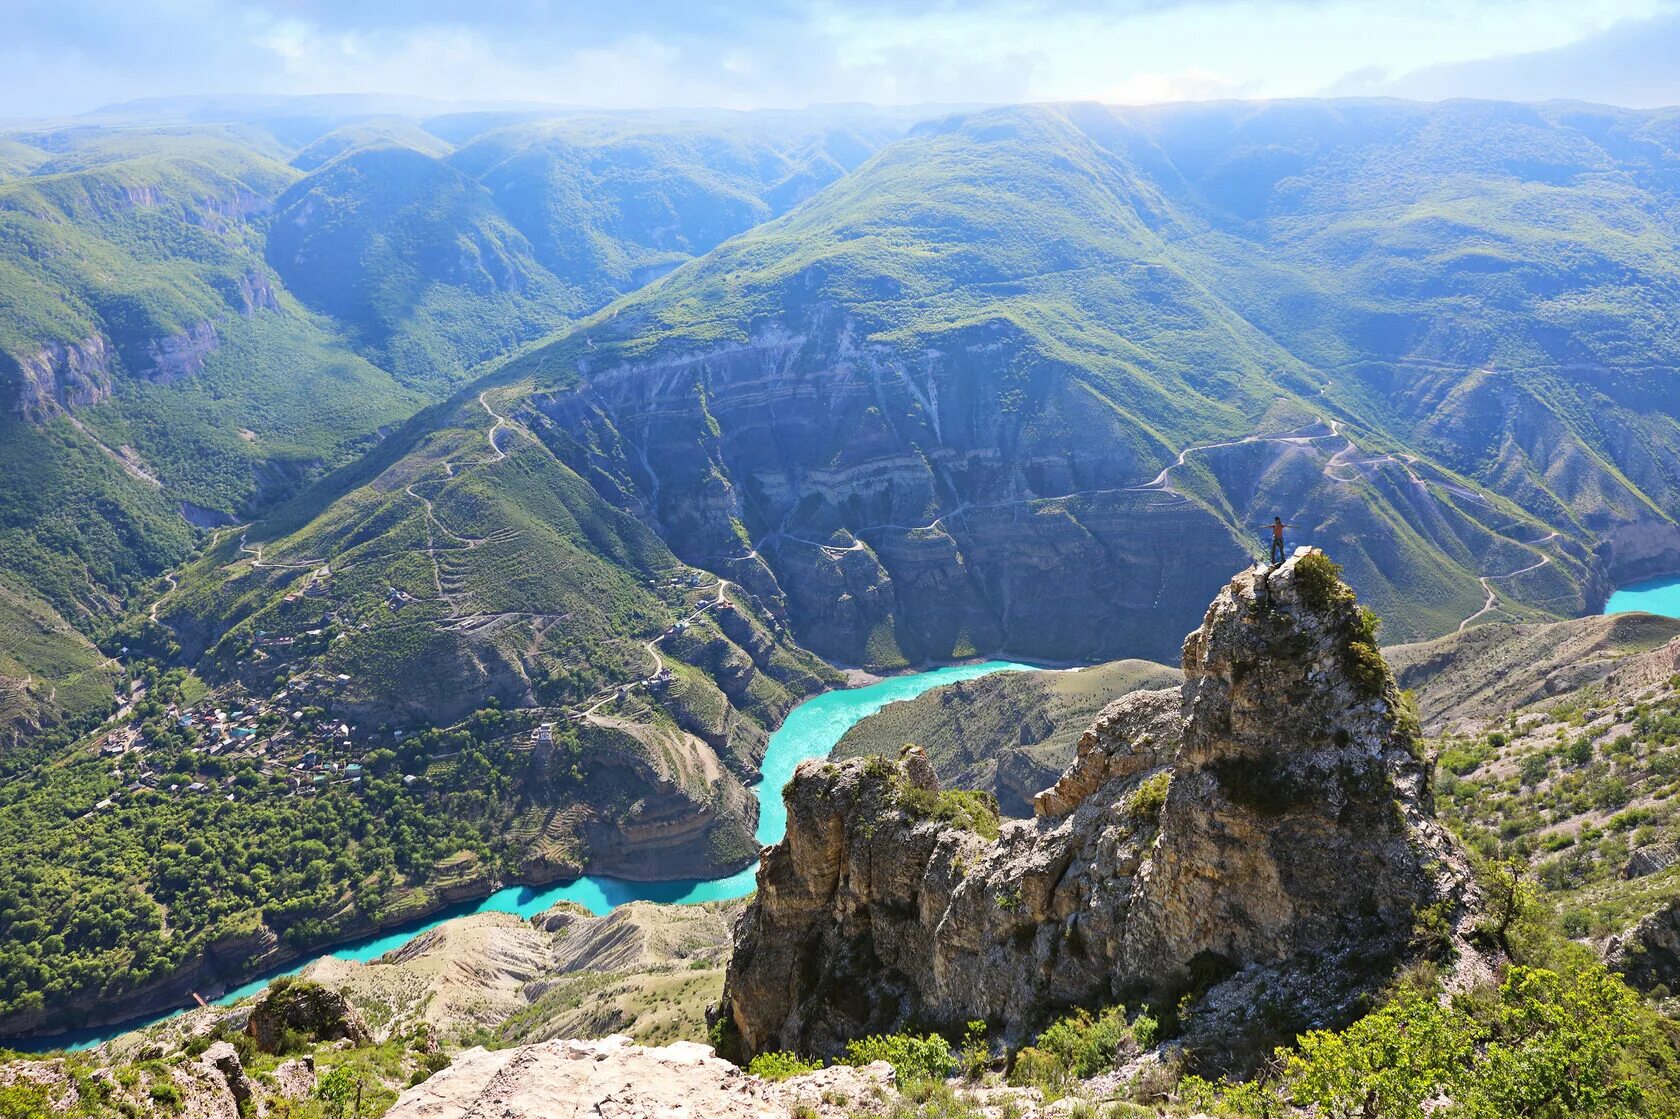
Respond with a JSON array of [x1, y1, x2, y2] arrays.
[[143, 319, 220, 383], [7, 335, 114, 416], [721, 552, 1477, 1070], [1609, 896, 1680, 994], [533, 323, 1250, 669], [246, 978, 370, 1054]]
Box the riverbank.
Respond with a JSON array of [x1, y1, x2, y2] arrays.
[[7, 659, 1039, 1053]]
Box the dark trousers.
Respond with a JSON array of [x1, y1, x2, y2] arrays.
[[1270, 538, 1286, 564]]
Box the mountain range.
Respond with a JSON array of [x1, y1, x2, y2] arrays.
[[7, 94, 1680, 1040]]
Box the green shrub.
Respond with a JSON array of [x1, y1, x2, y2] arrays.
[[1293, 553, 1351, 614], [959, 1020, 989, 1080], [1126, 771, 1171, 820], [899, 785, 1002, 840], [147, 1081, 183, 1112], [1344, 640, 1388, 699], [1438, 743, 1491, 776], [0, 1082, 54, 1119], [1354, 606, 1382, 644], [1131, 1010, 1159, 1049], [747, 1051, 823, 1080], [1394, 689, 1423, 749], [1186, 961, 1680, 1119], [1409, 900, 1455, 961], [1036, 1006, 1128, 1078], [1008, 1045, 1072, 1098], [1007, 1005, 1131, 1098], [844, 1032, 954, 1085]]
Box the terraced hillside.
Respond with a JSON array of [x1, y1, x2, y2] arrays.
[[0, 103, 916, 732], [0, 370, 841, 1039], [0, 127, 422, 730]]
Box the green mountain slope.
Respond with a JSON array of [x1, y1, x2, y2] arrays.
[[448, 113, 895, 296], [0, 579, 120, 743], [265, 113, 908, 391], [160, 379, 837, 731], [0, 376, 841, 1038], [162, 97, 1680, 699], [265, 144, 571, 391], [0, 105, 921, 738], [289, 117, 455, 171], [0, 131, 422, 641], [1121, 99, 1680, 538], [497, 100, 1666, 667]]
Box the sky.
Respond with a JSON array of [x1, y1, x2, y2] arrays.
[[4, 0, 1680, 119]]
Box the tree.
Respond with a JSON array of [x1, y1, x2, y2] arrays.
[[315, 1066, 361, 1119], [1285, 987, 1471, 1119], [1481, 856, 1535, 957]]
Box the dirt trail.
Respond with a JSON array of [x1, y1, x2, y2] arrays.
[[63, 412, 161, 487], [579, 579, 733, 722], [148, 573, 177, 622], [237, 534, 325, 571], [1456, 533, 1562, 633]]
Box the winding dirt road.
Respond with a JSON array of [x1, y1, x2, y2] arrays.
[[1457, 533, 1562, 633]]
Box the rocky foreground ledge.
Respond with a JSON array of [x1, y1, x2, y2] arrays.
[[385, 1034, 896, 1118], [721, 552, 1482, 1072]]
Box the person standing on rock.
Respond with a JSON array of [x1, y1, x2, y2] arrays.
[[1267, 517, 1291, 564]]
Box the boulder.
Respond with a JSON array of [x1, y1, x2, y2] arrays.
[[246, 979, 369, 1054], [200, 1040, 253, 1109]]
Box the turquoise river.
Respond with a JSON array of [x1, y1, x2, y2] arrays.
[[21, 660, 1037, 1053], [1605, 575, 1680, 620]]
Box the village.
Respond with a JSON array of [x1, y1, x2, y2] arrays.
[[78, 567, 740, 819], [80, 667, 400, 819]]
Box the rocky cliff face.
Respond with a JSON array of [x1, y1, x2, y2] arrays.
[[721, 552, 1476, 1070], [1609, 898, 1680, 994], [534, 321, 1248, 669], [143, 319, 220, 384], [6, 335, 114, 416]]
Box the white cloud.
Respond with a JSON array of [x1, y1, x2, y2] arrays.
[[1100, 66, 1254, 105]]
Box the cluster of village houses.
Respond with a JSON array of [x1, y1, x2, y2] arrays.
[[76, 566, 747, 819], [80, 669, 424, 819]]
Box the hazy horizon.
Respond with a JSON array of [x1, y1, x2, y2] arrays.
[[7, 1, 1680, 120]]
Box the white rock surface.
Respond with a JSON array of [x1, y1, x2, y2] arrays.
[[385, 1034, 894, 1119]]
